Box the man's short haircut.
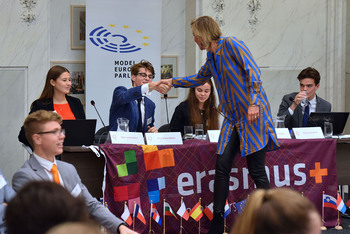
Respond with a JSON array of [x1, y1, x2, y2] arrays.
[[23, 110, 62, 148], [297, 67, 321, 85], [130, 60, 155, 85]]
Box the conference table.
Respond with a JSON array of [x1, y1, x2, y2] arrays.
[[62, 138, 350, 233]]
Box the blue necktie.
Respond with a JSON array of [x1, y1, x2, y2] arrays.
[[302, 104, 309, 127], [137, 98, 143, 132]]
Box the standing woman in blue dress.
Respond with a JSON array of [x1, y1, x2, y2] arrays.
[[161, 16, 279, 233]]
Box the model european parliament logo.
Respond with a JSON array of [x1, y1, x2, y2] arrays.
[[89, 24, 150, 53]]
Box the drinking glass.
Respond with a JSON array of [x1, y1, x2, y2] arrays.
[[183, 126, 193, 140], [117, 117, 129, 132], [301, 91, 308, 108], [275, 115, 286, 128], [195, 124, 204, 140], [324, 122, 333, 138]]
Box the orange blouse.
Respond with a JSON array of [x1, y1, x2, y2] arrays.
[[54, 103, 76, 120]]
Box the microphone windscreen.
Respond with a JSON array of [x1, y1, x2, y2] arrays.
[[90, 100, 95, 106]]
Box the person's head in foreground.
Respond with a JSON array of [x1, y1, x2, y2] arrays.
[[5, 181, 90, 234], [46, 222, 102, 234], [231, 187, 321, 234]]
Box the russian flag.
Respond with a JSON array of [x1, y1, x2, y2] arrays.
[[337, 193, 347, 214], [224, 200, 231, 218], [151, 203, 162, 225], [121, 203, 132, 226], [323, 194, 337, 210], [133, 203, 146, 224]]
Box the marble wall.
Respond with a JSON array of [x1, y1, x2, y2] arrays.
[[0, 0, 348, 180]]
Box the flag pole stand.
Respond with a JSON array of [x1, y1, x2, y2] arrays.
[[334, 210, 343, 230], [163, 199, 166, 234], [321, 191, 327, 231], [223, 218, 228, 234], [179, 197, 183, 234], [198, 198, 201, 234], [133, 201, 136, 231], [149, 201, 153, 233]]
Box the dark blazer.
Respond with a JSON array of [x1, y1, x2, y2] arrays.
[[18, 95, 86, 146], [109, 86, 155, 132], [0, 169, 16, 233], [170, 101, 191, 135], [12, 156, 124, 233], [277, 92, 332, 130]]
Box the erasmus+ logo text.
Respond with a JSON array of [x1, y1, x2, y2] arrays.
[[89, 24, 150, 53]]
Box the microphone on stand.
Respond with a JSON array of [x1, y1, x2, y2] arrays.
[[210, 104, 225, 118], [163, 94, 171, 131], [90, 100, 108, 148], [91, 100, 108, 134]]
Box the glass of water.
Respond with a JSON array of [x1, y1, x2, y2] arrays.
[[195, 124, 204, 140], [324, 122, 333, 138], [183, 126, 193, 140], [117, 117, 129, 132]]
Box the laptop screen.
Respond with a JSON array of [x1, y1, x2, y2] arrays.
[[306, 112, 349, 135], [61, 119, 97, 146]]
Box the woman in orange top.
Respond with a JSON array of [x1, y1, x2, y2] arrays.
[[18, 65, 85, 147]]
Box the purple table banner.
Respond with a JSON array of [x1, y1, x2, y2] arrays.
[[101, 138, 338, 233]]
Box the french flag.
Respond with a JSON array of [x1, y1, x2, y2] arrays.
[[133, 203, 146, 224]]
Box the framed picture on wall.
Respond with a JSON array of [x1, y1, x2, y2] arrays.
[[70, 5, 86, 50], [50, 61, 86, 106], [161, 55, 179, 98]]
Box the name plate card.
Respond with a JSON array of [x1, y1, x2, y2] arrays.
[[292, 127, 324, 139], [108, 131, 145, 145], [275, 128, 291, 139], [206, 130, 220, 142], [145, 132, 183, 145]]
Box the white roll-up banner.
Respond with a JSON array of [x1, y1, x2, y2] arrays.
[[86, 0, 162, 131]]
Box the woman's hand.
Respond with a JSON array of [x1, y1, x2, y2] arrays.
[[248, 105, 259, 125]]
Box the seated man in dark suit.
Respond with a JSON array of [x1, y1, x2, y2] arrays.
[[12, 110, 136, 234], [109, 60, 165, 133], [277, 67, 331, 129]]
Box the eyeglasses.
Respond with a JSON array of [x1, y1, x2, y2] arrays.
[[137, 73, 155, 79], [37, 129, 65, 137]]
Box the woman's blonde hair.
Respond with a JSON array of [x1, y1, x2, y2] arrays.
[[231, 188, 318, 234], [191, 16, 222, 50]]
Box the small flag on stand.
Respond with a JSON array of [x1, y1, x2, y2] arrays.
[[189, 201, 203, 221], [121, 203, 132, 226], [133, 203, 146, 224], [323, 194, 337, 210], [337, 193, 347, 214], [224, 200, 231, 218], [151, 203, 162, 225], [164, 201, 177, 218], [236, 198, 248, 214], [203, 202, 214, 221], [177, 199, 190, 221]]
